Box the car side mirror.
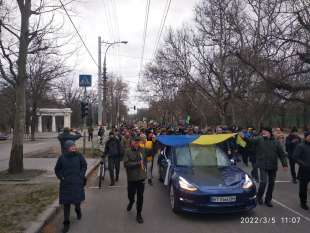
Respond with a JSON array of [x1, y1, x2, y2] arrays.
[[161, 158, 169, 165]]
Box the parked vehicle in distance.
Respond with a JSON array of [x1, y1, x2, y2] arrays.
[[0, 132, 9, 140]]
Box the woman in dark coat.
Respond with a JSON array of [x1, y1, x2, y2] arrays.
[[55, 140, 87, 233]]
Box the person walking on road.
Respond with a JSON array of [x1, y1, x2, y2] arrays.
[[123, 136, 147, 224], [146, 133, 157, 185], [242, 127, 288, 207], [58, 128, 82, 154], [286, 127, 301, 184], [98, 126, 105, 144], [54, 140, 87, 233], [274, 127, 286, 152], [293, 131, 310, 210], [88, 126, 94, 142], [105, 131, 122, 186], [120, 130, 132, 160]]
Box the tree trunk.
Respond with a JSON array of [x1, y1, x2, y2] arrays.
[[9, 0, 31, 174]]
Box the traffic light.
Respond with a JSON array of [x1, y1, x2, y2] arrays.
[[81, 101, 89, 119], [134, 105, 136, 110]]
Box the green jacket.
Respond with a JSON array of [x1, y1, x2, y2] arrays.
[[123, 148, 147, 182], [247, 136, 287, 170]]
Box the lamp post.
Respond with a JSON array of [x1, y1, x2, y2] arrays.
[[102, 40, 128, 128]]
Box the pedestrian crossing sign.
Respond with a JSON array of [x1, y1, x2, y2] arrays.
[[79, 75, 92, 87]]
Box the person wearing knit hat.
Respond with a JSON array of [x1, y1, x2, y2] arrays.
[[105, 131, 122, 186], [58, 128, 82, 154], [242, 126, 288, 207], [285, 127, 302, 184], [293, 132, 310, 210], [123, 135, 147, 224], [54, 140, 87, 233], [261, 127, 273, 136]]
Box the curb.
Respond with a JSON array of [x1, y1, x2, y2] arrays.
[[24, 159, 101, 233]]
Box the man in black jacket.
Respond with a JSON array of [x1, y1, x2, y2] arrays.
[[104, 131, 121, 186], [285, 127, 301, 184], [58, 128, 82, 153], [293, 131, 310, 210], [243, 127, 288, 207]]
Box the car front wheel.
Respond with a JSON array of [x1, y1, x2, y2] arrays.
[[170, 184, 181, 214]]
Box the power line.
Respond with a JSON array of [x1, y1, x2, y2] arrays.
[[103, 0, 114, 41], [103, 0, 121, 74], [138, 0, 151, 85], [152, 0, 170, 58], [110, 0, 122, 73], [152, 0, 172, 61], [59, 0, 98, 68]]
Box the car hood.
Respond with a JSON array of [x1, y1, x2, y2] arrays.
[[176, 166, 244, 188]]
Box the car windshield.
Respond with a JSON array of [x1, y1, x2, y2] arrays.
[[175, 145, 230, 167]]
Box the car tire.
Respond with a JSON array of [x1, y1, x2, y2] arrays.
[[169, 184, 181, 214]]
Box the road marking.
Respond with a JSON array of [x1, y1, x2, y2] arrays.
[[273, 199, 310, 223], [88, 185, 125, 189], [275, 181, 291, 183]]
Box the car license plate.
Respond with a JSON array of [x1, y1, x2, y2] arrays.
[[211, 196, 236, 203]]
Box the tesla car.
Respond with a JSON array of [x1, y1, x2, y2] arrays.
[[157, 136, 257, 214], [0, 132, 9, 140]]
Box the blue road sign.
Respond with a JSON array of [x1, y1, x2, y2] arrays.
[[79, 74, 92, 87]]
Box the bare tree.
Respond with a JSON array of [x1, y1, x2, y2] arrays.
[[0, 0, 74, 173]]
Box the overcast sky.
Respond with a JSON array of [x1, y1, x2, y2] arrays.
[[67, 0, 198, 110]]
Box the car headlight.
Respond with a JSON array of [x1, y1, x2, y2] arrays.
[[179, 176, 197, 192], [242, 174, 254, 189]]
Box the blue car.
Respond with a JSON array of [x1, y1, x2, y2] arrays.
[[157, 136, 257, 214]]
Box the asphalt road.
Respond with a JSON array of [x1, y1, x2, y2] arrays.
[[44, 161, 310, 233]]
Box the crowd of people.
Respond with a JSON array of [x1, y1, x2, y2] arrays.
[[54, 124, 310, 233]]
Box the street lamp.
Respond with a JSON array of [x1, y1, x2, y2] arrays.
[[101, 40, 128, 128]]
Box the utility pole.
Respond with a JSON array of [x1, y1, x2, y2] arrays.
[[103, 54, 107, 128], [83, 86, 87, 154], [98, 37, 102, 126], [101, 40, 128, 129]]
